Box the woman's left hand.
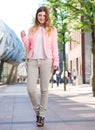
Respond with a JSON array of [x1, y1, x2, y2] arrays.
[[54, 66, 59, 71]]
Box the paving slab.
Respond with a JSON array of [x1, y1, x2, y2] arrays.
[[0, 83, 95, 130]]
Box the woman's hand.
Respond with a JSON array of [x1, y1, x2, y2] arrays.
[[21, 31, 26, 38], [54, 66, 59, 71]]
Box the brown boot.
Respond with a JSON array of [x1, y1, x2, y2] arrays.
[[37, 116, 45, 127], [36, 115, 39, 123]]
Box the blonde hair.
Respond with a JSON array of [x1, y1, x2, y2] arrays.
[[28, 6, 54, 36]]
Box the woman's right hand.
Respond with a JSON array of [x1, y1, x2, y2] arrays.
[[21, 31, 26, 38]]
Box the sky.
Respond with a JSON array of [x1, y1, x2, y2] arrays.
[[0, 0, 41, 38]]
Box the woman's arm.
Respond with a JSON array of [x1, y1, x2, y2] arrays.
[[51, 27, 59, 70], [21, 31, 31, 51]]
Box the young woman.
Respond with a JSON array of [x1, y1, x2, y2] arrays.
[[21, 6, 59, 127]]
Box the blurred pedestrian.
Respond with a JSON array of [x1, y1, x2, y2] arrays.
[[72, 69, 77, 85], [68, 69, 72, 84]]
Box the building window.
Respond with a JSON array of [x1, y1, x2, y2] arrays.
[[70, 36, 72, 50], [76, 58, 78, 74], [70, 60, 72, 71]]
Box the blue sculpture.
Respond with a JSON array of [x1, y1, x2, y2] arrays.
[[0, 19, 25, 82], [0, 19, 25, 64]]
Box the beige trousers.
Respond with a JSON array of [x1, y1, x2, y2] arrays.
[[27, 59, 52, 117]]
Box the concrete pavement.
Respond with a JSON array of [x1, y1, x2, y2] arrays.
[[0, 83, 95, 130]]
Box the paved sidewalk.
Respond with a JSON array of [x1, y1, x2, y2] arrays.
[[0, 83, 95, 130]]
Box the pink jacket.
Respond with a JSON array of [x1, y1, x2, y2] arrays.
[[21, 27, 59, 67]]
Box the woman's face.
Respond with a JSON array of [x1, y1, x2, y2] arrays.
[[37, 11, 46, 25]]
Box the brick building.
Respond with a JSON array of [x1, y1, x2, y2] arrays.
[[68, 30, 92, 84]]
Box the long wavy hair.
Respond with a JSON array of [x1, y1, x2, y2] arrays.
[[28, 6, 54, 36]]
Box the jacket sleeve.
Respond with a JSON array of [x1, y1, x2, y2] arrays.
[[52, 27, 59, 67], [21, 35, 31, 51]]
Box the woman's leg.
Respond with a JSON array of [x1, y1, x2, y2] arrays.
[[38, 59, 52, 117], [27, 60, 39, 116]]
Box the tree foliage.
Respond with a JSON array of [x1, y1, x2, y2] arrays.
[[46, 0, 69, 46], [46, 0, 95, 32], [46, 0, 95, 95]]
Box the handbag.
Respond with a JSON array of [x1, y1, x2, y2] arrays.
[[17, 62, 27, 78]]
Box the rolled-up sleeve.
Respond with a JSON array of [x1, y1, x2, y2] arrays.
[[52, 27, 59, 67], [21, 36, 31, 51]]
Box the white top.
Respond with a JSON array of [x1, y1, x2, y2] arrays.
[[32, 27, 46, 59]]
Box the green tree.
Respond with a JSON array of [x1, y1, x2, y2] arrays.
[[46, 0, 95, 96], [63, 0, 95, 96], [46, 1, 69, 90]]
